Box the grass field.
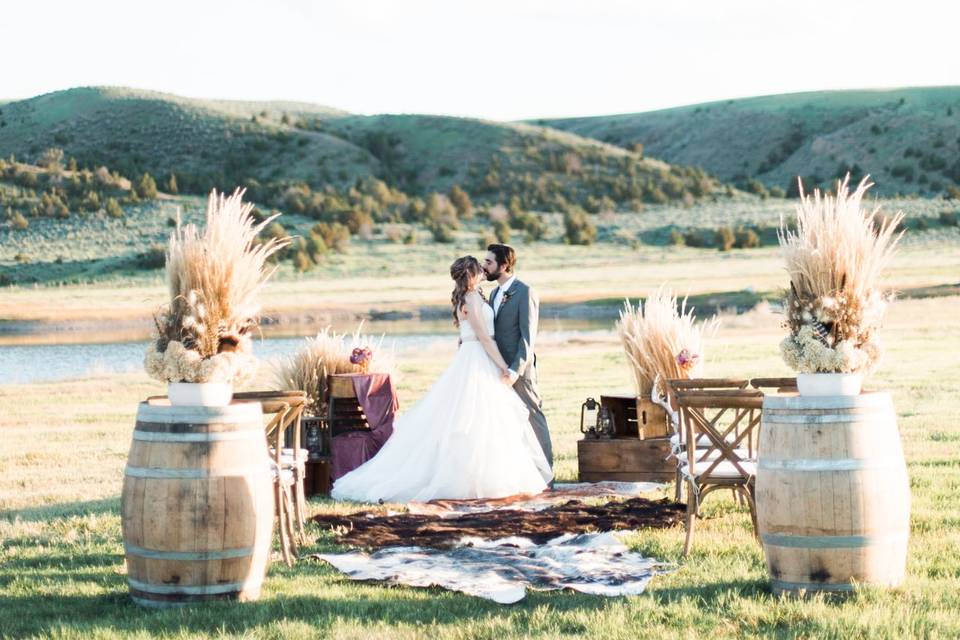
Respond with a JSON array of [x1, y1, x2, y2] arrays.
[[1, 292, 959, 639]]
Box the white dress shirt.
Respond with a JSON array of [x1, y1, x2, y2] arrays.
[[493, 275, 516, 317]]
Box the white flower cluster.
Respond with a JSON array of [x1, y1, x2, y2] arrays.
[[144, 339, 258, 384], [780, 325, 882, 374]]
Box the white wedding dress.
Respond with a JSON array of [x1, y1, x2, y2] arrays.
[[331, 302, 552, 503]]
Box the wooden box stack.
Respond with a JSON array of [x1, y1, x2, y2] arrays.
[[577, 393, 675, 483]]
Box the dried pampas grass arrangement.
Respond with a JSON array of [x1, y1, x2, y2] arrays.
[[273, 324, 397, 416], [145, 188, 290, 384], [779, 175, 903, 374], [617, 287, 718, 396]]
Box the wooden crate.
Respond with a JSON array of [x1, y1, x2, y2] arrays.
[[600, 393, 669, 439], [328, 374, 370, 436], [577, 437, 675, 483], [304, 460, 332, 497]]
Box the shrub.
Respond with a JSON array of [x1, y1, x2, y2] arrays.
[[478, 230, 497, 249], [312, 222, 350, 252], [39, 190, 69, 218], [890, 163, 915, 181], [80, 190, 101, 212], [919, 154, 947, 172], [105, 198, 123, 218], [136, 244, 166, 269], [10, 210, 28, 230], [669, 229, 685, 246], [38, 147, 64, 171], [938, 211, 959, 227], [563, 207, 596, 245], [682, 229, 710, 248], [384, 227, 405, 243], [715, 226, 736, 251], [769, 186, 786, 198], [341, 208, 373, 235], [306, 232, 328, 260], [294, 250, 313, 272], [135, 173, 158, 199], [744, 178, 768, 198], [448, 185, 473, 219], [429, 222, 456, 243], [425, 192, 458, 229], [493, 219, 511, 243], [166, 174, 179, 194], [734, 227, 761, 249]]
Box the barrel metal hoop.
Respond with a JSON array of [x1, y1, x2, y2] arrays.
[[758, 456, 904, 472], [124, 466, 269, 479], [771, 579, 856, 592], [136, 403, 262, 425], [762, 414, 897, 425], [133, 430, 262, 443], [761, 531, 908, 549], [127, 577, 254, 595], [125, 543, 253, 561], [761, 392, 893, 411]]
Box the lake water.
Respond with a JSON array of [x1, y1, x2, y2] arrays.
[[0, 319, 613, 384]]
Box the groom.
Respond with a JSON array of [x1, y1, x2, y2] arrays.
[[483, 243, 553, 469]]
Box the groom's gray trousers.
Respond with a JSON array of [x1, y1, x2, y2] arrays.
[[491, 279, 554, 468], [512, 364, 553, 468]]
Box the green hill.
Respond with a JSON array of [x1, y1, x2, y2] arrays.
[[0, 86, 376, 193], [0, 86, 719, 212], [538, 86, 960, 196]]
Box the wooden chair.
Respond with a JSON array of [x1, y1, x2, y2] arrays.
[[234, 390, 307, 567], [663, 378, 750, 501], [670, 385, 763, 556]]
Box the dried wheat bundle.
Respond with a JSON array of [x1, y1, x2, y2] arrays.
[[617, 287, 717, 396], [273, 324, 397, 416], [779, 175, 903, 374], [145, 188, 290, 383]]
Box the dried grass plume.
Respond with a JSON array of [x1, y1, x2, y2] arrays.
[[617, 287, 718, 396], [273, 324, 397, 416], [779, 174, 903, 374], [145, 188, 290, 383]]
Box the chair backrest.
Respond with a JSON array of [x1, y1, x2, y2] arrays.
[[672, 388, 763, 481], [663, 378, 750, 438], [750, 377, 798, 393]]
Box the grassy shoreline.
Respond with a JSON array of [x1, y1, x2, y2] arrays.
[[2, 239, 958, 329]]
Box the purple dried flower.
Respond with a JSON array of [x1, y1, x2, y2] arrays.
[[676, 348, 699, 369]]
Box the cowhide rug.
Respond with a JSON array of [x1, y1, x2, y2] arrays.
[[312, 496, 684, 548], [313, 530, 673, 604]]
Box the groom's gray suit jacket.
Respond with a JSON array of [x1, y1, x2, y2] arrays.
[[490, 279, 553, 467]]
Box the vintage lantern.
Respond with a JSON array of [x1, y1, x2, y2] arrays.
[[580, 397, 599, 439], [597, 406, 615, 438]]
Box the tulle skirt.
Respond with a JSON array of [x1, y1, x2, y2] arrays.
[[331, 341, 552, 503]]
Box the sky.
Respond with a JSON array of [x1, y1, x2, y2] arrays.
[[3, 0, 959, 121]]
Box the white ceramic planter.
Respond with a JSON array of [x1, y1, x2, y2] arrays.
[[168, 382, 234, 407], [796, 372, 863, 397]]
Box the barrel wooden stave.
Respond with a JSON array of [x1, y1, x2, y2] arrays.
[[756, 392, 909, 595], [121, 401, 273, 607]]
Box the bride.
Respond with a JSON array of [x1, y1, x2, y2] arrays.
[[330, 256, 553, 503]]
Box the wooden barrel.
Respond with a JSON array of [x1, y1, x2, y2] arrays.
[[756, 392, 909, 595], [121, 401, 273, 607]]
